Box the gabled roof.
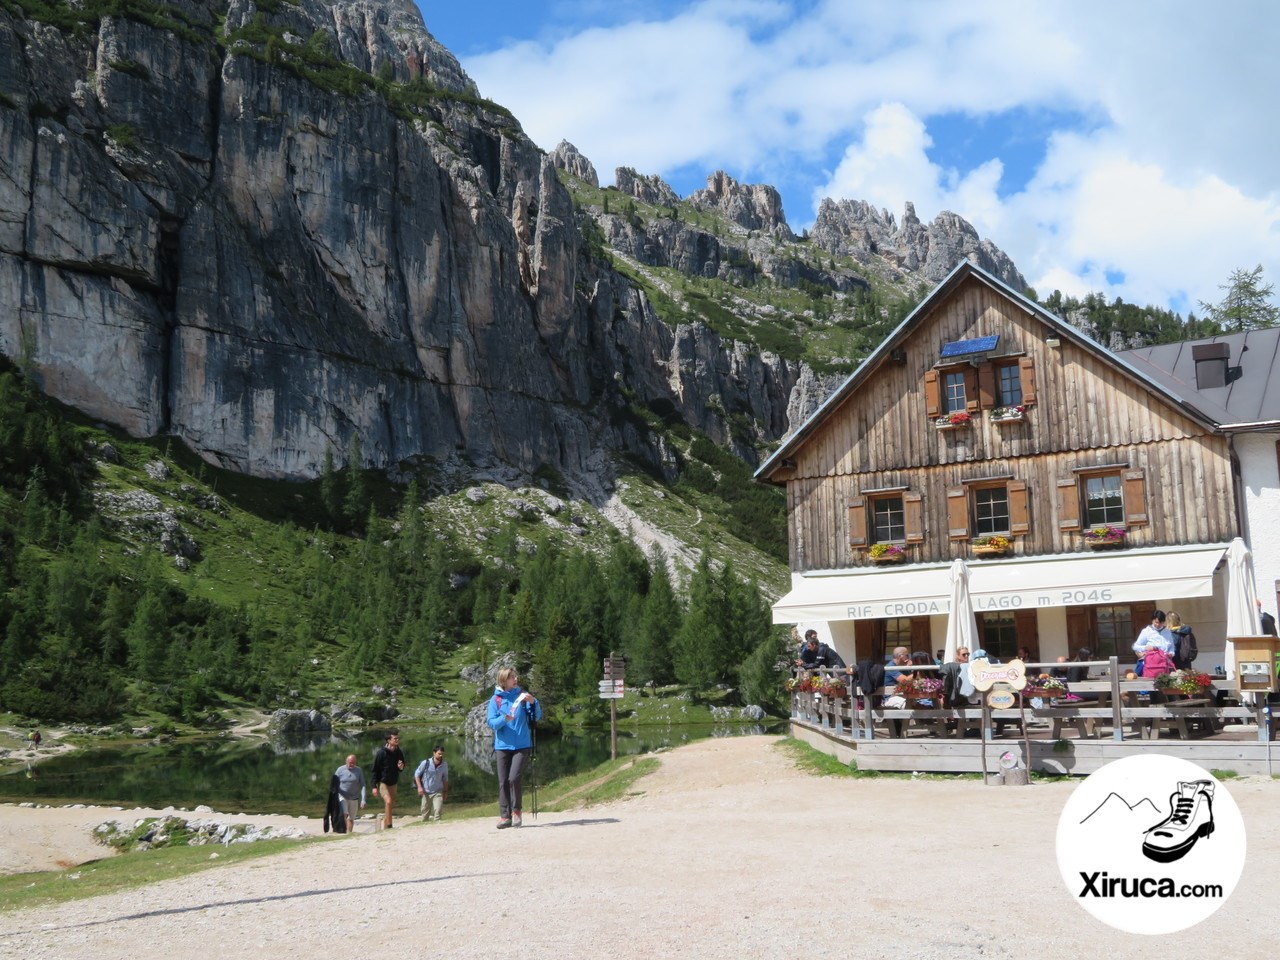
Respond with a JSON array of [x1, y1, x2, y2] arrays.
[[1118, 327, 1280, 429], [755, 259, 1222, 480]]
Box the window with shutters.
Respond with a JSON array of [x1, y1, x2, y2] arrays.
[[1058, 466, 1147, 532], [872, 496, 905, 543], [1093, 605, 1133, 660], [1084, 473, 1124, 526], [848, 489, 924, 555], [996, 363, 1022, 406], [977, 612, 1019, 661], [942, 371, 967, 414], [950, 478, 1029, 540], [973, 485, 1010, 535]]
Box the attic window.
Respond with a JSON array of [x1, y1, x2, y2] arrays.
[[940, 335, 1000, 360]]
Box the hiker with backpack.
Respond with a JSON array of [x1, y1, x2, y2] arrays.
[[1133, 610, 1176, 677], [1166, 612, 1198, 669]]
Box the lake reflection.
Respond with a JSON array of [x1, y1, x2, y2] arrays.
[[0, 723, 781, 816]]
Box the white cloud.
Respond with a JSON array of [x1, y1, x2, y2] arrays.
[[458, 0, 1280, 312]]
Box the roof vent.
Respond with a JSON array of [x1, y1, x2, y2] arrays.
[[1192, 343, 1230, 389]]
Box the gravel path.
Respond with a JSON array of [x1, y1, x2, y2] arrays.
[[2, 736, 1278, 960]]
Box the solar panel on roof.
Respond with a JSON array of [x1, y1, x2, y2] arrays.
[[940, 335, 999, 358]]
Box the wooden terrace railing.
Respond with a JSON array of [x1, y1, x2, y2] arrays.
[[790, 658, 1269, 743]]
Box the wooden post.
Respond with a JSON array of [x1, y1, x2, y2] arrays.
[[610, 696, 618, 761], [980, 699, 991, 784], [1020, 697, 1032, 779], [1110, 656, 1123, 742]]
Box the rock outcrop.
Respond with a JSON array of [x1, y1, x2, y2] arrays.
[[549, 140, 597, 187], [688, 171, 792, 239], [613, 166, 680, 208], [811, 199, 1027, 291]]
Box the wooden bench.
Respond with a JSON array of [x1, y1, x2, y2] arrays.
[[1128, 699, 1216, 739]]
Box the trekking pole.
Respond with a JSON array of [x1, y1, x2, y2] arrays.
[[527, 699, 538, 820]]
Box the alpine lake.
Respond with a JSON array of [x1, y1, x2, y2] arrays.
[[0, 722, 783, 817]]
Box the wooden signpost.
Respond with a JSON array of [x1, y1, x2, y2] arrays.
[[969, 658, 1029, 785], [600, 653, 626, 760]]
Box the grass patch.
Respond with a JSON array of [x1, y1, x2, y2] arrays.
[[773, 737, 987, 780], [104, 123, 140, 151], [0, 836, 316, 912], [775, 736, 867, 777], [538, 756, 661, 810], [1210, 769, 1239, 780]]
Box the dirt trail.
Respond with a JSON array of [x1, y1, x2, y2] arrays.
[[2, 736, 1278, 960]]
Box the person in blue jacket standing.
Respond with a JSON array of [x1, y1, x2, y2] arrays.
[[486, 666, 542, 829]]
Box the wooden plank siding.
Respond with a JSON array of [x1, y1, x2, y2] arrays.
[[783, 276, 1237, 572]]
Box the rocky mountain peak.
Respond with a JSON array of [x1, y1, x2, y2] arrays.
[[688, 171, 792, 239], [614, 166, 679, 207], [811, 198, 1026, 290], [549, 140, 598, 187]]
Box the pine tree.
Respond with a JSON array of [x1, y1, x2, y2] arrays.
[[320, 446, 341, 522], [1199, 265, 1280, 331], [631, 547, 680, 685], [673, 552, 723, 690], [343, 434, 367, 528]]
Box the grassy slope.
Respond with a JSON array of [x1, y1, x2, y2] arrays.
[[44, 418, 788, 732]]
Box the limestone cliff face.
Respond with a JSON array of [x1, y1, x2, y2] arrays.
[[0, 0, 801, 480]]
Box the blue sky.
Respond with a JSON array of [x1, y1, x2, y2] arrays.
[[416, 1, 1280, 314]]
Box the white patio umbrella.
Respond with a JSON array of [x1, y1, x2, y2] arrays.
[[1223, 537, 1262, 681], [943, 558, 979, 663]]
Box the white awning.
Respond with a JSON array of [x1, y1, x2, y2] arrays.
[[772, 545, 1228, 624]]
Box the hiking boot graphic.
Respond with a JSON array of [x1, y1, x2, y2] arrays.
[[1142, 780, 1215, 863]]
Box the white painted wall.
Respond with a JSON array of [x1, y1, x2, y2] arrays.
[[1237, 432, 1280, 624]]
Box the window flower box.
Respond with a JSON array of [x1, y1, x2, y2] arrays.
[[988, 404, 1027, 424], [971, 535, 1011, 557], [934, 411, 971, 429], [868, 543, 907, 565], [1083, 524, 1126, 549]]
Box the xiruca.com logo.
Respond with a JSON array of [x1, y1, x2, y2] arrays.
[[1057, 755, 1245, 934]]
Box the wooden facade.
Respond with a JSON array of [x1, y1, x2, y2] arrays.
[[763, 270, 1237, 573]]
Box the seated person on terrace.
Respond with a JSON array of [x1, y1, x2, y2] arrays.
[[881, 647, 914, 708], [796, 630, 846, 670], [937, 647, 976, 707]]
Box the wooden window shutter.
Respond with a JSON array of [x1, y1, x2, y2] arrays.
[[1122, 469, 1148, 526], [947, 487, 969, 540], [1065, 606, 1094, 651], [924, 370, 940, 418], [854, 618, 876, 662], [964, 367, 981, 413], [1057, 477, 1081, 531], [1131, 602, 1156, 636], [978, 363, 997, 409], [911, 617, 932, 652], [903, 491, 924, 544], [1018, 357, 1037, 406], [847, 495, 868, 548], [1014, 610, 1040, 658], [1008, 480, 1030, 535]]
